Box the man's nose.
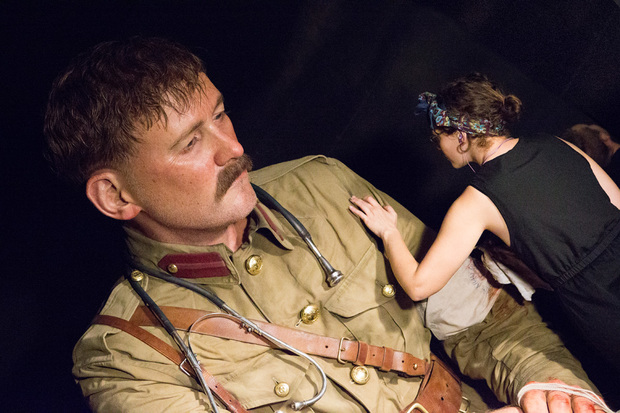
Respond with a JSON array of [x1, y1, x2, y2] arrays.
[[214, 130, 244, 166]]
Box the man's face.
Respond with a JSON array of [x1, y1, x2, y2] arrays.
[[122, 73, 257, 244]]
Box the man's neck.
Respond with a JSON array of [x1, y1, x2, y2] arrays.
[[126, 217, 249, 252]]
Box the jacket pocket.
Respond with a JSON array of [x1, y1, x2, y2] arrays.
[[323, 242, 394, 318]]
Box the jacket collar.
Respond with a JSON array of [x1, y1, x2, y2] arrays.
[[125, 201, 293, 284]]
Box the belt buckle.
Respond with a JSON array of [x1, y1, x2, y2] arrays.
[[404, 403, 429, 413], [460, 396, 471, 413], [337, 337, 355, 364], [404, 396, 469, 413]]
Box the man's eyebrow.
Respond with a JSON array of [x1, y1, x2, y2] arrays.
[[215, 94, 224, 109], [170, 94, 225, 150]]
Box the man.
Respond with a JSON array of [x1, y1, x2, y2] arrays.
[[45, 37, 610, 412], [562, 123, 620, 187]]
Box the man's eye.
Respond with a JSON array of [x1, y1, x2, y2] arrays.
[[184, 137, 197, 151], [214, 110, 230, 121]]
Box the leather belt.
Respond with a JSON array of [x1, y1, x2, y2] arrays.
[[93, 306, 464, 412], [129, 305, 429, 377]]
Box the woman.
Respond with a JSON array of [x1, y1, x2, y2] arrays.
[[349, 73, 620, 372]]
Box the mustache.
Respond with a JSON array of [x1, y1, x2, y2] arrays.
[[216, 154, 253, 199]]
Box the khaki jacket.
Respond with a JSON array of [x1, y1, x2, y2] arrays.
[[73, 156, 594, 412]]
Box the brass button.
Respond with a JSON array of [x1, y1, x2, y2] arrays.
[[245, 255, 263, 275], [274, 382, 290, 397], [299, 304, 320, 324], [167, 264, 178, 274], [382, 284, 396, 298], [130, 270, 144, 282], [350, 365, 370, 384]]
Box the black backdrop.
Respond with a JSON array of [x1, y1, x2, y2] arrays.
[[2, 1, 619, 411]]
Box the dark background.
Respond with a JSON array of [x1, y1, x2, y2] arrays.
[[1, 1, 619, 411]]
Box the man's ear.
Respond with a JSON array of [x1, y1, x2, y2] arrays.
[[86, 170, 142, 221]]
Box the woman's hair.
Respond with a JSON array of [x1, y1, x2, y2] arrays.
[[437, 73, 522, 142], [44, 37, 205, 185]]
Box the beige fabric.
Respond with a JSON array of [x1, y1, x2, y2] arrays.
[[443, 287, 596, 405], [418, 257, 501, 340], [73, 155, 595, 412]]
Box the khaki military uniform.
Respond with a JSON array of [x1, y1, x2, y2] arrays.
[[73, 156, 595, 412]]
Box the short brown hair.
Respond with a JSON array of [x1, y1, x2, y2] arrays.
[[44, 37, 205, 184], [561, 125, 611, 167]]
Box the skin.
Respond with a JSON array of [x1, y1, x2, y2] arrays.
[[350, 130, 619, 412], [86, 73, 257, 250]]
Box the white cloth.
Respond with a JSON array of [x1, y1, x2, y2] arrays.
[[481, 249, 536, 301]]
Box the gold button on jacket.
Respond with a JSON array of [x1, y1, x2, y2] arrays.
[[350, 365, 370, 385], [245, 255, 263, 275], [274, 382, 290, 397], [299, 304, 320, 324], [381, 284, 395, 298]]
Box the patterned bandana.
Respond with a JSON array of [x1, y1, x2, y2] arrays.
[[414, 92, 505, 135]]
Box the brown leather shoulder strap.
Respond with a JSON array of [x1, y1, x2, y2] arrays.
[[128, 306, 463, 412], [94, 308, 463, 413], [92, 314, 249, 413], [93, 315, 183, 364], [129, 305, 429, 377]]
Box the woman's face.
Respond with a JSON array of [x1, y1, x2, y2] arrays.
[[431, 129, 469, 168]]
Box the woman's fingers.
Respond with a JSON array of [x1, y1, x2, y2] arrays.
[[350, 195, 377, 215]]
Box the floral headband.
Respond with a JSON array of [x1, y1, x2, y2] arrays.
[[414, 92, 505, 135]]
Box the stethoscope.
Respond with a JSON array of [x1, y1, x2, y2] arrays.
[[126, 183, 344, 412]]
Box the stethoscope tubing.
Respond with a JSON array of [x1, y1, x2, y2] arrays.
[[124, 184, 339, 411]]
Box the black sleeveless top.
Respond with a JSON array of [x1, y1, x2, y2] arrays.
[[470, 133, 620, 286]]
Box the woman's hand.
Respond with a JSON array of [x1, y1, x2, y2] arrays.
[[349, 195, 398, 240]]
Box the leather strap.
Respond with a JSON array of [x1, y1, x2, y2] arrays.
[[399, 355, 463, 413], [129, 305, 429, 377], [95, 307, 463, 412], [92, 314, 249, 413]]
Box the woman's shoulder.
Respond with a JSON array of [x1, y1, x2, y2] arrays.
[[521, 132, 565, 146], [511, 133, 577, 157]]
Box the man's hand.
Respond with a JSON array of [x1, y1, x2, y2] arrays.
[[488, 379, 609, 413], [488, 408, 522, 413]]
